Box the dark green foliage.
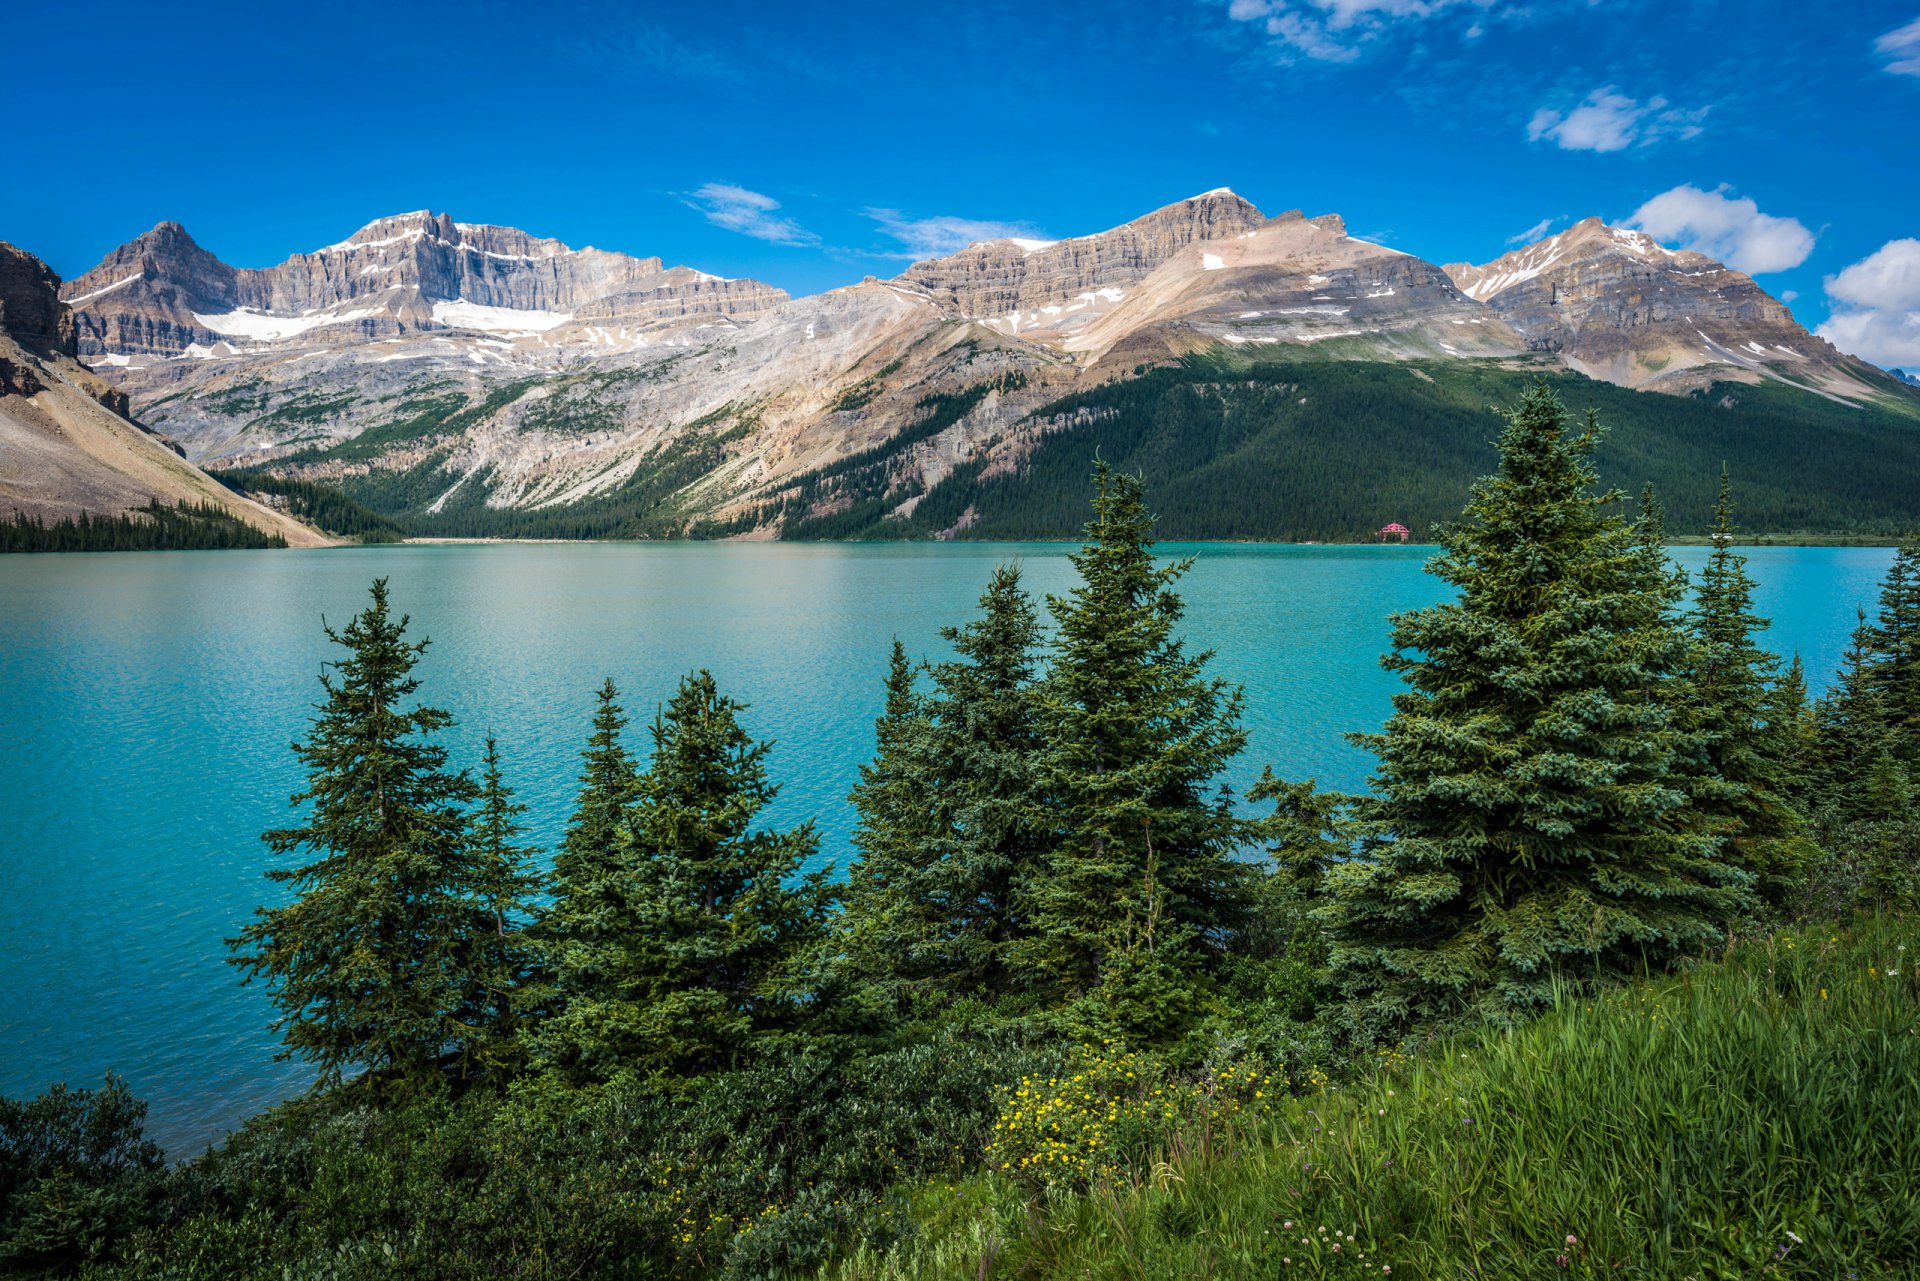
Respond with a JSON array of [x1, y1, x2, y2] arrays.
[[0, 501, 285, 553], [227, 580, 498, 1094], [539, 673, 834, 1083], [206, 470, 405, 541], [466, 737, 544, 1081], [1014, 464, 1253, 1040], [1682, 471, 1820, 908], [842, 568, 1052, 1018], [0, 1076, 163, 1273], [1325, 381, 1748, 1027]]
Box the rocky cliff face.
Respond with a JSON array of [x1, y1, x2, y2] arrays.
[[894, 189, 1269, 327], [61, 213, 790, 362], [0, 242, 326, 542], [1445, 219, 1893, 400]]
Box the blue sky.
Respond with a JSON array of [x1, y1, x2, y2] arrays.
[[7, 0, 1917, 366]]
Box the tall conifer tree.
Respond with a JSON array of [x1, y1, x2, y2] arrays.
[[1016, 464, 1251, 1040], [843, 569, 1050, 1014], [1324, 383, 1743, 1024], [230, 580, 492, 1092], [1684, 470, 1816, 907], [465, 736, 543, 1080]]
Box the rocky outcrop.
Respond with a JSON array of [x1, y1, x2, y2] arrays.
[[0, 243, 327, 542], [0, 241, 77, 357], [1445, 218, 1896, 400], [893, 189, 1269, 324]]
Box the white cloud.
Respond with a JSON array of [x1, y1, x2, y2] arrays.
[[1876, 17, 1920, 76], [1224, 0, 1495, 63], [1507, 217, 1559, 246], [682, 183, 819, 247], [1527, 86, 1709, 152], [1779, 289, 1799, 303], [865, 209, 1048, 260], [1816, 239, 1920, 369], [1623, 184, 1814, 274]]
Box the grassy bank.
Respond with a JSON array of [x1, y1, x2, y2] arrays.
[[834, 915, 1919, 1280]]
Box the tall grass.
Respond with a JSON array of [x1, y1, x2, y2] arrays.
[[834, 916, 1918, 1279]]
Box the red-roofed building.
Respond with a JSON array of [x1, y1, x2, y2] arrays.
[[1379, 522, 1411, 543]]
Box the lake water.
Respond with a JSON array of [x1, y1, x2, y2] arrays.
[[0, 541, 1895, 1153]]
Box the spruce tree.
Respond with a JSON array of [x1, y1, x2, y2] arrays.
[[1016, 464, 1251, 1040], [465, 736, 543, 1080], [1682, 472, 1818, 908], [843, 569, 1050, 1016], [1869, 540, 1920, 760], [229, 579, 491, 1092], [545, 671, 832, 1082], [1324, 382, 1744, 1025], [529, 680, 643, 1082]]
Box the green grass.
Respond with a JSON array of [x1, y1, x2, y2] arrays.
[[833, 915, 1920, 1280]]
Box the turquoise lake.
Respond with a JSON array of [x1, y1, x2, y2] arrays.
[[0, 541, 1896, 1153]]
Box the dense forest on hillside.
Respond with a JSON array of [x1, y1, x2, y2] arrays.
[[757, 356, 1920, 541], [0, 501, 286, 553], [205, 471, 404, 542], [3, 383, 1917, 1278]]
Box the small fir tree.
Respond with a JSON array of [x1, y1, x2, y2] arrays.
[[1324, 382, 1745, 1025], [464, 735, 543, 1080], [229, 579, 492, 1092], [545, 671, 833, 1082], [1015, 464, 1252, 1041]]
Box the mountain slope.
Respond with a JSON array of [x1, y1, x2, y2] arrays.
[[1444, 219, 1905, 404], [0, 242, 329, 544]]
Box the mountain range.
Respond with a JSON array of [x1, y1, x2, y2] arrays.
[[11, 189, 1920, 541]]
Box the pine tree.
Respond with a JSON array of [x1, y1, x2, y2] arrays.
[[229, 579, 491, 1092], [1869, 540, 1920, 760], [1015, 464, 1252, 1040], [465, 736, 543, 1081], [546, 671, 832, 1082], [1683, 470, 1818, 909], [1324, 382, 1745, 1026], [842, 569, 1050, 1016], [556, 678, 639, 891]]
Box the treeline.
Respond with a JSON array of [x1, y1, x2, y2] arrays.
[[207, 471, 404, 542], [3, 382, 1917, 1277], [0, 501, 286, 554]]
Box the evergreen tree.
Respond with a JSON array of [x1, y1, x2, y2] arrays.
[[531, 679, 643, 1080], [1015, 464, 1252, 1040], [545, 672, 833, 1082], [1324, 382, 1745, 1026], [1683, 470, 1817, 909], [229, 579, 491, 1092], [465, 736, 543, 1080], [842, 569, 1050, 1016], [1869, 539, 1920, 760]]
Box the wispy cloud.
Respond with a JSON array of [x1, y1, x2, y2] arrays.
[[1223, 0, 1497, 64], [682, 184, 819, 247], [1507, 216, 1560, 246], [1526, 87, 1709, 152], [1624, 184, 1814, 274], [865, 209, 1049, 260], [1816, 238, 1920, 369], [1876, 17, 1920, 76]]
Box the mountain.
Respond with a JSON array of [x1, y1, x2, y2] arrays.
[[1444, 218, 1903, 404], [38, 193, 1920, 541], [0, 241, 327, 544]]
